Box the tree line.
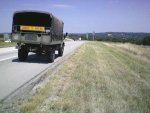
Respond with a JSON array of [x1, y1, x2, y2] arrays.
[[69, 33, 150, 46]]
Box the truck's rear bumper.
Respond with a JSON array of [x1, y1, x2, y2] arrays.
[[12, 33, 52, 44]]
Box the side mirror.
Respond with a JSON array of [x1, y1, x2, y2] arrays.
[[64, 32, 68, 39], [65, 32, 68, 37]]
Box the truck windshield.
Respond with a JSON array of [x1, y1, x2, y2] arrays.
[[13, 12, 52, 27]]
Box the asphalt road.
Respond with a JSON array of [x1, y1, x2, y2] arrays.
[[0, 41, 85, 101]]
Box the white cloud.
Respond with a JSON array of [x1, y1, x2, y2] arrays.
[[52, 4, 74, 8]]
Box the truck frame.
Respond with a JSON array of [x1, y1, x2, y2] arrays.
[[11, 10, 65, 62]]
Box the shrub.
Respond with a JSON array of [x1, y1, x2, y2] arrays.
[[143, 36, 150, 45]]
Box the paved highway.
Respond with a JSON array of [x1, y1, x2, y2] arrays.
[[0, 41, 85, 101]]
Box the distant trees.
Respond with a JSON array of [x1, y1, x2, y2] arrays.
[[0, 34, 4, 42], [143, 36, 150, 45], [95, 36, 143, 44], [95, 36, 150, 46], [68, 33, 150, 46]]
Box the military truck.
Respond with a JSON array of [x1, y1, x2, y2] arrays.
[[11, 10, 65, 62]]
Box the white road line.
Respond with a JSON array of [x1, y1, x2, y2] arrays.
[[0, 56, 17, 62]]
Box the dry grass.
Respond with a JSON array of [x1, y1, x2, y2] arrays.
[[21, 42, 150, 113], [20, 75, 59, 113], [103, 42, 150, 60]]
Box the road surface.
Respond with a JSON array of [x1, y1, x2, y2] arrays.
[[0, 41, 85, 101]]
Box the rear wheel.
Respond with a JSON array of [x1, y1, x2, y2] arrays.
[[36, 49, 42, 56], [58, 45, 64, 57], [47, 50, 55, 63], [18, 46, 28, 61], [36, 52, 42, 56]]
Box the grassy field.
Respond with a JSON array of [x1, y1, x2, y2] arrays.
[[21, 41, 150, 113]]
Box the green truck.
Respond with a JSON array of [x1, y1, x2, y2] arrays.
[[11, 10, 66, 62]]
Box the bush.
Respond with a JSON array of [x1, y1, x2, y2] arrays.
[[143, 36, 150, 45], [0, 37, 4, 42]]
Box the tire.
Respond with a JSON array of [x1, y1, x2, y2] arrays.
[[36, 49, 42, 56], [47, 50, 55, 63], [58, 45, 64, 57], [18, 47, 28, 61], [36, 52, 42, 56]]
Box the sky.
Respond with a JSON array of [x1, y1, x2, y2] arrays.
[[0, 0, 150, 33]]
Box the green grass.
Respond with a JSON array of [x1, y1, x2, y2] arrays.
[[0, 42, 16, 48], [21, 42, 150, 113], [0, 37, 16, 48]]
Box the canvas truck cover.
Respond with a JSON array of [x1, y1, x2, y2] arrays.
[[12, 11, 64, 35]]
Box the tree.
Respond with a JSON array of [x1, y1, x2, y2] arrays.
[[143, 36, 150, 45]]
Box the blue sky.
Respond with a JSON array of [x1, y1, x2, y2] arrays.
[[0, 0, 150, 33]]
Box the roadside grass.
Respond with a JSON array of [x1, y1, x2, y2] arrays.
[[0, 37, 16, 48], [21, 41, 150, 113], [0, 42, 16, 48], [103, 42, 150, 60], [20, 75, 59, 113]]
